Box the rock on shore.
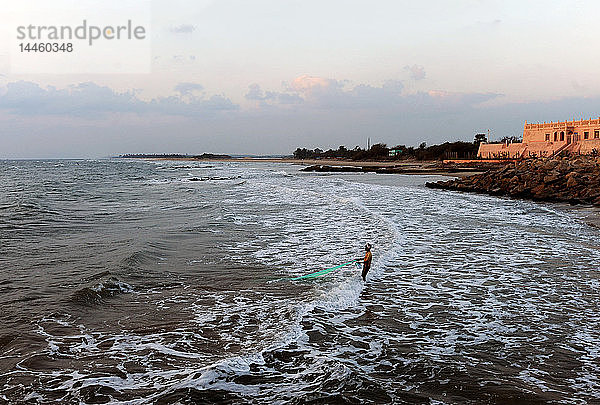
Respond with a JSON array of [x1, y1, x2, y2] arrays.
[[426, 157, 600, 205], [300, 163, 491, 175]]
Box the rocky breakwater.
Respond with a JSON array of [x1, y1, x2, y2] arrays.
[[301, 163, 487, 175], [426, 157, 600, 205]]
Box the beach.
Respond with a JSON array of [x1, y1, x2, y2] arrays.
[[145, 156, 490, 177]]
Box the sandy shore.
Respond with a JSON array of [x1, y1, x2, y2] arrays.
[[273, 158, 426, 167], [145, 157, 487, 177], [150, 157, 414, 166]]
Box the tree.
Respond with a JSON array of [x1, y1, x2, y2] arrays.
[[500, 136, 521, 143], [474, 133, 487, 144], [367, 143, 389, 158]]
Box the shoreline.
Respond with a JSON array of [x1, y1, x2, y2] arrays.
[[139, 157, 500, 177], [147, 156, 423, 166], [144, 155, 600, 228]]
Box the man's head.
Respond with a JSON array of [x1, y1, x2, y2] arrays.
[[365, 243, 371, 251]]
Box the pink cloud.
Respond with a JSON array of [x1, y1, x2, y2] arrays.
[[289, 75, 341, 94]]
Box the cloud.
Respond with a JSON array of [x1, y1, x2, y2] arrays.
[[0, 77, 500, 122], [426, 90, 498, 104], [289, 75, 339, 93], [0, 81, 141, 116], [245, 83, 269, 101], [244, 75, 498, 113], [170, 24, 196, 34], [0, 76, 516, 159], [148, 94, 238, 115], [4, 91, 600, 159], [247, 77, 338, 106], [245, 83, 302, 105], [174, 82, 204, 96], [404, 64, 426, 80], [3, 74, 599, 159], [277, 92, 303, 105], [0, 81, 238, 117]]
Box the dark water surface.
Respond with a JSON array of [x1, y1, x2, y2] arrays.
[[1, 159, 599, 404]]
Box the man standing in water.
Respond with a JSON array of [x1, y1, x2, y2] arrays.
[[358, 243, 372, 281]]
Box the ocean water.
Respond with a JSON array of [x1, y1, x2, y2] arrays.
[[1, 159, 600, 404]]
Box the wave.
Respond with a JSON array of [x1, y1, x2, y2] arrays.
[[120, 249, 167, 269], [152, 388, 243, 404], [0, 201, 62, 217], [0, 334, 16, 351], [188, 176, 241, 182], [70, 277, 133, 306]]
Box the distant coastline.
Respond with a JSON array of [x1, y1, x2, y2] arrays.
[[118, 153, 233, 160], [120, 153, 503, 177]]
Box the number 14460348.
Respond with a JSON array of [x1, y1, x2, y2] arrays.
[[19, 43, 73, 52]]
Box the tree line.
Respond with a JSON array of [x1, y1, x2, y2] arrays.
[[293, 141, 480, 161]]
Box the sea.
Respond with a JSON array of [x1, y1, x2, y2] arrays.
[[1, 159, 599, 404]]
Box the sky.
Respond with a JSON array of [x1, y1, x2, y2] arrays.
[[1, 0, 600, 158]]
